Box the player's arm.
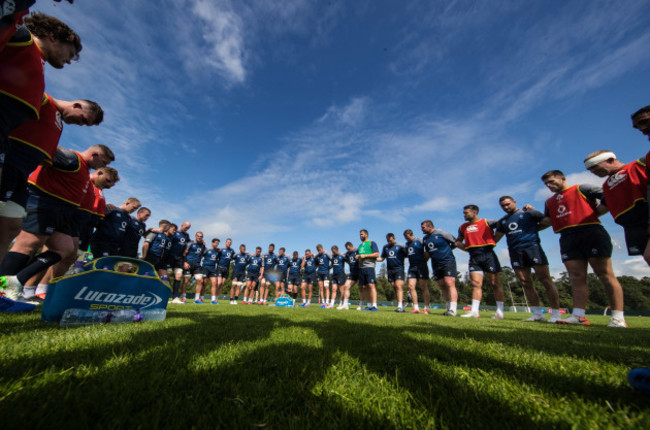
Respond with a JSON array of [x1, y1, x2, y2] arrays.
[[455, 228, 467, 251], [51, 147, 81, 171], [442, 231, 458, 249], [494, 231, 505, 243], [363, 242, 380, 259], [578, 184, 609, 216], [141, 232, 155, 259]]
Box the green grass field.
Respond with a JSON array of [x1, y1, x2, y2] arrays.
[[1, 304, 649, 429]]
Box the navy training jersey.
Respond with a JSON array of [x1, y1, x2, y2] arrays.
[[381, 243, 407, 270], [263, 253, 277, 271], [303, 257, 316, 274], [203, 248, 219, 269], [91, 208, 129, 247], [233, 253, 250, 273], [247, 255, 263, 275], [288, 257, 303, 275], [331, 254, 345, 274], [423, 230, 456, 266], [315, 252, 331, 274], [345, 250, 358, 273], [497, 210, 544, 251], [145, 231, 168, 257], [185, 241, 206, 264], [276, 255, 290, 273], [406, 238, 426, 266], [169, 230, 190, 257], [122, 216, 146, 255], [218, 247, 236, 267]]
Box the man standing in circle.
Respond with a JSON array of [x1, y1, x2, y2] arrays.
[[421, 220, 459, 316], [229, 244, 249, 304], [494, 197, 562, 322], [455, 205, 505, 319], [538, 170, 626, 327], [403, 229, 431, 314], [339, 242, 359, 310], [286, 251, 302, 300], [356, 229, 380, 312], [315, 244, 331, 308], [330, 245, 346, 309], [377, 233, 407, 312], [300, 249, 316, 307]]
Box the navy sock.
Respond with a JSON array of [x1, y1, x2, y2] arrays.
[[0, 251, 31, 276], [172, 279, 180, 297], [16, 251, 61, 285]]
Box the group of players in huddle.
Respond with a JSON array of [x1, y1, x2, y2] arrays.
[[0, 4, 648, 330]]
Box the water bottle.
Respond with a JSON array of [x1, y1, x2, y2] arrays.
[[59, 308, 166, 327]]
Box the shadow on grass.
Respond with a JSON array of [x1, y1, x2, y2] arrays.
[[1, 311, 649, 429]]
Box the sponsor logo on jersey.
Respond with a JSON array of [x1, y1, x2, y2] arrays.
[[606, 170, 627, 189]]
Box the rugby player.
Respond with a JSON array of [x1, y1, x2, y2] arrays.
[[315, 244, 331, 308], [0, 94, 103, 263], [242, 246, 263, 305], [89, 197, 140, 257], [421, 220, 459, 316], [404, 229, 430, 314], [201, 238, 220, 302], [455, 205, 506, 319], [584, 151, 649, 264], [330, 246, 346, 308], [183, 232, 206, 304], [356, 229, 380, 312], [337, 242, 358, 310], [377, 233, 407, 312], [120, 207, 151, 258], [259, 243, 276, 305], [214, 238, 235, 303], [141, 219, 171, 278], [286, 251, 302, 300], [0, 145, 114, 300], [275, 247, 290, 298], [494, 198, 562, 322], [538, 170, 626, 327], [169, 221, 191, 302], [0, 12, 81, 191], [229, 244, 249, 304], [299, 249, 316, 307]]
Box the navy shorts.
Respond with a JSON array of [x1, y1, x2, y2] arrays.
[[232, 271, 246, 282], [468, 250, 501, 273], [387, 268, 405, 283], [0, 163, 28, 207], [302, 272, 316, 285], [287, 273, 301, 285], [184, 262, 202, 276], [331, 272, 346, 285], [559, 226, 613, 262], [623, 224, 649, 256], [317, 273, 330, 282], [347, 270, 359, 282], [407, 263, 429, 280], [217, 265, 230, 278], [170, 255, 185, 270], [358, 267, 376, 286], [247, 273, 260, 283], [144, 253, 165, 270], [22, 187, 77, 236], [202, 266, 218, 278], [431, 260, 457, 281], [509, 244, 549, 269]]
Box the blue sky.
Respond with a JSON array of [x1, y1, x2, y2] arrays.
[[37, 0, 650, 278]]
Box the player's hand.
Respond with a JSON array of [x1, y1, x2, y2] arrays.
[[522, 204, 535, 211], [183, 262, 189, 270], [355, 254, 361, 260]]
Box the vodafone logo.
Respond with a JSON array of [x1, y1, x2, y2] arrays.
[[606, 170, 627, 189], [508, 222, 518, 231], [466, 225, 479, 233], [389, 250, 395, 257], [557, 205, 566, 214]]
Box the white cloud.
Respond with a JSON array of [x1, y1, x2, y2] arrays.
[[616, 257, 649, 279]]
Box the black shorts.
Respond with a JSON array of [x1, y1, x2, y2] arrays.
[[217, 265, 230, 278], [407, 263, 429, 280], [432, 260, 457, 281], [184, 262, 202, 276], [358, 267, 376, 286], [387, 268, 405, 283], [90, 242, 119, 259], [623, 224, 649, 256], [121, 248, 139, 259], [247, 274, 260, 283], [331, 272, 346, 286], [287, 273, 301, 285], [0, 94, 33, 167], [468, 250, 501, 273], [144, 253, 164, 270], [232, 271, 246, 282], [317, 273, 330, 282], [21, 188, 77, 236], [202, 266, 218, 278], [170, 255, 185, 270], [302, 272, 316, 285], [0, 163, 28, 207], [559, 226, 613, 262], [509, 244, 549, 269]]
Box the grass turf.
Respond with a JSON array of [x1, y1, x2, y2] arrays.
[[1, 305, 649, 429]]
